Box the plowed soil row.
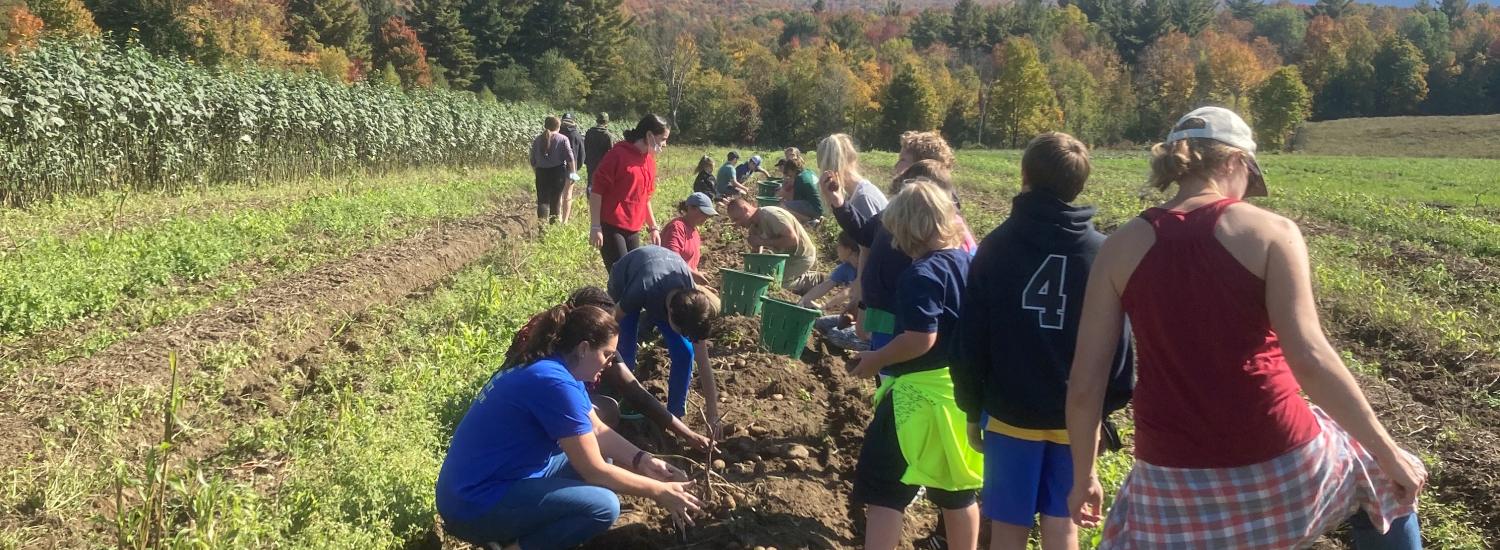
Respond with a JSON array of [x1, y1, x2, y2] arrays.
[[1, 198, 536, 540]]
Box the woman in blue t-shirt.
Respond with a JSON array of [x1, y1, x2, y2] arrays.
[[436, 304, 702, 550]]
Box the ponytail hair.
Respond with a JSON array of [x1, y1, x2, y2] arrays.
[[516, 304, 618, 365], [1147, 117, 1244, 191], [623, 114, 669, 143]]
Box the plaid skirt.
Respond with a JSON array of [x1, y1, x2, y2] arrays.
[[1100, 406, 1422, 549]]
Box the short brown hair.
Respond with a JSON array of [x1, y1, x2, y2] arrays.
[[668, 288, 719, 341], [544, 116, 561, 131], [1021, 132, 1091, 202], [889, 158, 954, 197], [900, 130, 955, 170], [882, 180, 964, 257]]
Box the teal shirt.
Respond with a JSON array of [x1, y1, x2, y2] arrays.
[[716, 163, 737, 196], [792, 168, 824, 217]]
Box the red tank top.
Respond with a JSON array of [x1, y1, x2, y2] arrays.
[[1121, 198, 1320, 468]]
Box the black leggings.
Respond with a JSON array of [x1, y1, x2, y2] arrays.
[[599, 224, 641, 271], [534, 165, 567, 221]]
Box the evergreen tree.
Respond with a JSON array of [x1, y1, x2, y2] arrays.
[[826, 13, 867, 50], [948, 0, 989, 52], [511, 0, 627, 83], [288, 0, 371, 60], [879, 61, 941, 149], [373, 15, 432, 88], [463, 0, 527, 91], [408, 0, 477, 89], [1310, 0, 1353, 20], [28, 0, 98, 36], [909, 8, 951, 49], [988, 37, 1061, 147], [1225, 0, 1265, 20], [1253, 7, 1306, 60], [1250, 65, 1311, 150], [1398, 11, 1451, 66], [1166, 0, 1214, 36], [1373, 36, 1429, 114], [84, 0, 193, 56], [1439, 0, 1467, 25]]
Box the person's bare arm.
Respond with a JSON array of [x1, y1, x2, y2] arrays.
[[646, 203, 661, 245], [850, 330, 936, 378], [589, 192, 605, 248], [602, 360, 711, 451], [1264, 218, 1425, 503], [694, 341, 721, 440], [799, 278, 840, 307], [1063, 250, 1127, 528], [561, 415, 702, 524]]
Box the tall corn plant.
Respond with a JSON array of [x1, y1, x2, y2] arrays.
[[0, 39, 554, 205]]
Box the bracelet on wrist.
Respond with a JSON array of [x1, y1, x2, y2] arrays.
[[632, 450, 649, 470]]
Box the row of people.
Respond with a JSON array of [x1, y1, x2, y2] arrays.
[[450, 107, 1425, 550]]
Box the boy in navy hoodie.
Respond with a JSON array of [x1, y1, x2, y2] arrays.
[[955, 133, 1133, 550]]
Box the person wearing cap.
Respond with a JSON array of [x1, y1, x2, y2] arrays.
[[559, 113, 587, 224], [1065, 107, 1424, 548], [584, 113, 614, 193], [661, 192, 718, 285], [716, 151, 746, 198], [735, 154, 771, 184]]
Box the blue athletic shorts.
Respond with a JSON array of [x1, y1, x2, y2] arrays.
[[981, 430, 1073, 527]]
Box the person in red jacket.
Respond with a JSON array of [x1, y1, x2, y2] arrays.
[[589, 114, 670, 270]]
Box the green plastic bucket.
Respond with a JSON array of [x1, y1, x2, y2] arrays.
[[719, 268, 775, 317], [758, 180, 781, 198], [742, 252, 789, 286], [759, 297, 820, 357], [756, 196, 780, 208]]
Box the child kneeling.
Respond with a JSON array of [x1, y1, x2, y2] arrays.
[[848, 180, 984, 550]]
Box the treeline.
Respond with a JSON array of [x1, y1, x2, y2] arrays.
[[1, 0, 1498, 150]]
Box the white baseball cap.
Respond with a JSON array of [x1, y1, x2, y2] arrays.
[[1166, 107, 1267, 197]]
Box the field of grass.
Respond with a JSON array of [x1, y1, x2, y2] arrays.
[[1292, 114, 1500, 160], [2, 147, 1496, 548]]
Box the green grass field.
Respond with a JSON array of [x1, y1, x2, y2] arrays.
[[1292, 114, 1500, 160], [1, 148, 1496, 548]]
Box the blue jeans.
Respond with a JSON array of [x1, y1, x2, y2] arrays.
[[618, 310, 695, 417], [1350, 511, 1422, 549], [443, 453, 619, 550]]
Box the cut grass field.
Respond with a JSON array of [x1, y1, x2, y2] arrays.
[[1292, 114, 1500, 161], [1, 148, 1496, 548]]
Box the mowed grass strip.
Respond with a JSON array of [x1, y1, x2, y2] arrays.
[[0, 167, 525, 340]]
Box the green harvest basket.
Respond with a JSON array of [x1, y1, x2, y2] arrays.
[[719, 268, 776, 317], [759, 297, 820, 357], [758, 179, 782, 198], [742, 252, 789, 286], [756, 196, 780, 208]]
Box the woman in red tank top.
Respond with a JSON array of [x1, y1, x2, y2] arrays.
[[1062, 107, 1426, 549]]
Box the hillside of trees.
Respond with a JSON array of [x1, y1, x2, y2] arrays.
[[1, 0, 1498, 149]]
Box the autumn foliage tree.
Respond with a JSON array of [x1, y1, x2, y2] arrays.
[[26, 0, 97, 36], [988, 37, 1061, 147], [374, 15, 431, 88], [1251, 65, 1312, 150]]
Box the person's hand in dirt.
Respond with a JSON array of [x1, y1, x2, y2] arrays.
[[637, 453, 690, 482], [655, 481, 703, 527], [670, 422, 716, 454], [966, 422, 984, 454], [819, 170, 846, 209], [693, 341, 723, 443]]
